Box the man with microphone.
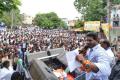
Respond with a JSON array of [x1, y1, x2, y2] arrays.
[[76, 32, 111, 80]]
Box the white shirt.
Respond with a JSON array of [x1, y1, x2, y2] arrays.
[[105, 48, 115, 67], [85, 44, 111, 80], [0, 67, 13, 80], [106, 48, 114, 58]]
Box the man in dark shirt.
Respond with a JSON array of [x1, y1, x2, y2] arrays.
[[109, 51, 120, 80]]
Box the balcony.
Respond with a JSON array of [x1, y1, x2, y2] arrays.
[[112, 17, 120, 27], [113, 17, 120, 21]]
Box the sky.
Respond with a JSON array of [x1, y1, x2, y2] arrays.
[[19, 0, 81, 20]]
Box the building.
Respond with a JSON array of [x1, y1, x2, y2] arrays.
[[61, 18, 69, 26], [111, 5, 120, 27], [110, 5, 120, 41], [61, 17, 80, 29], [68, 20, 77, 29], [22, 13, 34, 25]]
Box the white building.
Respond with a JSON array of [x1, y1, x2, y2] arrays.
[[61, 18, 69, 25], [110, 5, 120, 41], [22, 13, 34, 25], [111, 5, 120, 27]]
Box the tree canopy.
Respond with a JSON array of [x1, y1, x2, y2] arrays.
[[34, 12, 67, 29], [112, 0, 120, 4], [0, 9, 23, 28], [74, 0, 120, 21], [0, 0, 21, 16], [74, 20, 84, 28]]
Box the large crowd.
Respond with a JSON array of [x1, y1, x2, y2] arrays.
[[0, 28, 86, 60], [0, 27, 120, 80], [0, 28, 87, 80]]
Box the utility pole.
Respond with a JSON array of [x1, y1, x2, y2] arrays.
[[107, 0, 111, 24], [11, 9, 14, 30], [107, 0, 111, 40]]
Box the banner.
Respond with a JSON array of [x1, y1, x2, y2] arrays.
[[101, 23, 110, 39], [84, 21, 100, 32]]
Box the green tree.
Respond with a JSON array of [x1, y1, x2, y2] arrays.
[[0, 9, 22, 28], [74, 0, 106, 21], [74, 0, 120, 21], [34, 12, 67, 29], [74, 20, 84, 28], [112, 0, 120, 4], [0, 0, 21, 16]]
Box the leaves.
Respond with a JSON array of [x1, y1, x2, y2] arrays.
[[74, 0, 106, 21], [34, 12, 67, 29], [112, 0, 120, 4], [75, 19, 84, 28], [0, 0, 21, 16], [74, 20, 84, 28], [0, 9, 22, 27], [74, 0, 120, 21]]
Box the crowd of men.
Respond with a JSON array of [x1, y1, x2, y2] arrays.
[[0, 27, 120, 80], [0, 28, 86, 60], [0, 28, 86, 80]]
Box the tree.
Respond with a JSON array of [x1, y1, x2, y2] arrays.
[[34, 12, 67, 29], [74, 0, 106, 21], [112, 0, 120, 4], [74, 0, 120, 21], [0, 9, 23, 28], [74, 20, 84, 28], [0, 0, 21, 16]]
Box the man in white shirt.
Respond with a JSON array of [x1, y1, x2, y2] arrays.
[[0, 60, 13, 80], [76, 32, 111, 80], [100, 39, 115, 67]]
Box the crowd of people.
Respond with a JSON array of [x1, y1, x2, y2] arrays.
[[0, 28, 86, 59], [0, 27, 120, 80], [0, 28, 86, 80], [0, 28, 87, 61]]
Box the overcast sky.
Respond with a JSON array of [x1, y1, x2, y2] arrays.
[[19, 0, 81, 20]]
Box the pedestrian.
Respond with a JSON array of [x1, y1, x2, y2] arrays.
[[109, 51, 120, 80], [0, 60, 13, 80], [100, 39, 115, 67]]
